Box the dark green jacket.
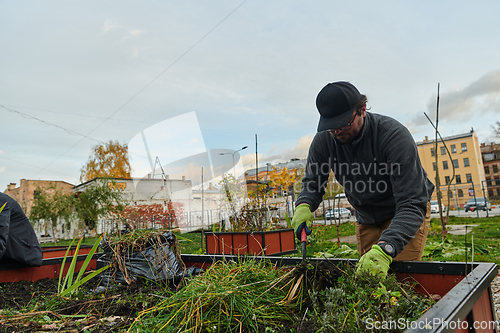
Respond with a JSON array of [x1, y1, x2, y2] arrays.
[[296, 112, 434, 256]]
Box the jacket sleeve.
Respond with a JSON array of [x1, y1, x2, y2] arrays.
[[0, 201, 11, 260], [295, 133, 332, 212], [378, 125, 433, 256]]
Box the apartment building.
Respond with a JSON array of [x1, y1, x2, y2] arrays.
[[481, 142, 500, 200], [416, 130, 487, 208]]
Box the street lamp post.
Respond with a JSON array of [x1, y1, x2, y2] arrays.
[[266, 163, 271, 188], [481, 180, 489, 217], [220, 146, 248, 178]]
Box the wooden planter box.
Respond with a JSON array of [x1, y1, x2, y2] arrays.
[[182, 255, 498, 333], [205, 228, 296, 256]]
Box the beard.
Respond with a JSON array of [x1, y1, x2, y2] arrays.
[[331, 116, 365, 144]]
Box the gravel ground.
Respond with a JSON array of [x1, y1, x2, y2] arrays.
[[491, 274, 500, 321]]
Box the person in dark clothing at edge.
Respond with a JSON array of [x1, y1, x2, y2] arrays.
[[291, 81, 434, 277], [0, 192, 43, 266]]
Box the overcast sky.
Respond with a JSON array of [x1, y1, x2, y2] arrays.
[[1, 1, 499, 189]]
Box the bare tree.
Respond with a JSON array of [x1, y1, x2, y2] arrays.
[[424, 83, 455, 240]]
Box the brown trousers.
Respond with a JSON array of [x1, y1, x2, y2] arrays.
[[355, 201, 431, 261]]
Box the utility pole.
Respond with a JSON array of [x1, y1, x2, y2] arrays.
[[255, 134, 258, 195], [201, 167, 205, 252]]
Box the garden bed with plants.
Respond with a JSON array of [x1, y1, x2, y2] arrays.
[[3, 214, 500, 332], [0, 229, 442, 333]]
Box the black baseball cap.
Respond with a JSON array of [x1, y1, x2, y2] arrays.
[[316, 81, 362, 132]]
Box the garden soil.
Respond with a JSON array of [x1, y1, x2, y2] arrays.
[[0, 273, 326, 333], [0, 277, 158, 332]]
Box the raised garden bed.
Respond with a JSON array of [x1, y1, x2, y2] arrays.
[[183, 254, 498, 333], [205, 228, 296, 256], [0, 249, 497, 332]]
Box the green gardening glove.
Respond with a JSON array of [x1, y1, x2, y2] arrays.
[[355, 244, 392, 278], [291, 204, 313, 241]]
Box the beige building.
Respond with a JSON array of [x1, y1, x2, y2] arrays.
[[3, 179, 75, 215], [416, 130, 486, 208]]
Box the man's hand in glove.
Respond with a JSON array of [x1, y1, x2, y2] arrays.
[[291, 204, 313, 240], [355, 244, 392, 278]]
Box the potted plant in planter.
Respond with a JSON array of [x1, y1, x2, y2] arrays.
[[205, 175, 296, 256]]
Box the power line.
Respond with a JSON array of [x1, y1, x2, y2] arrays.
[[1, 105, 102, 143], [85, 0, 249, 136], [26, 1, 248, 181], [0, 155, 79, 181], [0, 104, 153, 124]]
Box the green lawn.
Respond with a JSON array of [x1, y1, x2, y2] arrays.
[[40, 215, 500, 265]]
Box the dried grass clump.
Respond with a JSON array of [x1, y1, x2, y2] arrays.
[[129, 258, 301, 332], [102, 229, 185, 285]]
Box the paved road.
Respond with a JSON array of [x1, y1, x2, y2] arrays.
[[431, 206, 500, 219], [314, 206, 500, 225]]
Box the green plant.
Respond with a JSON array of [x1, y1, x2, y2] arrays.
[[305, 264, 435, 332], [129, 258, 299, 332], [58, 234, 111, 297]]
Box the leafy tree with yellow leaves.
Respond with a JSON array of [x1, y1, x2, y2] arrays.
[[269, 166, 300, 217], [80, 140, 131, 183]]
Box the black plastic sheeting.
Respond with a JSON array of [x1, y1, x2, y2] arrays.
[[96, 231, 202, 288]]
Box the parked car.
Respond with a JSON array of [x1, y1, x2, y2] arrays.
[[325, 208, 351, 220], [464, 197, 492, 212], [430, 200, 446, 214]]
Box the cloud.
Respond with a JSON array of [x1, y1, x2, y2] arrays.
[[432, 70, 500, 120], [131, 47, 145, 57], [102, 19, 120, 32], [406, 70, 500, 129], [241, 135, 313, 168], [129, 29, 145, 37], [101, 19, 145, 40]]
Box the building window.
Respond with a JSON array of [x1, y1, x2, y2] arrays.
[[458, 189, 464, 197], [451, 144, 456, 153], [432, 162, 436, 171], [453, 159, 459, 168], [494, 165, 499, 173], [485, 166, 490, 174], [466, 173, 472, 183], [464, 158, 470, 167], [445, 176, 450, 184], [461, 143, 467, 152], [495, 176, 500, 186], [448, 190, 453, 198], [456, 175, 462, 184], [443, 161, 449, 170], [430, 148, 435, 157], [498, 188, 500, 196], [488, 190, 494, 197], [441, 147, 446, 155], [487, 178, 492, 186]]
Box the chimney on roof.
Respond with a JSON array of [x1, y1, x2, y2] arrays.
[[424, 136, 428, 143], [7, 183, 16, 190], [182, 176, 186, 181]]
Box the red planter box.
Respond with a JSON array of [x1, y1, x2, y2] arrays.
[[205, 229, 296, 256]]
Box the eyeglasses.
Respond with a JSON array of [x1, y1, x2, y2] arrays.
[[329, 112, 358, 134]]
